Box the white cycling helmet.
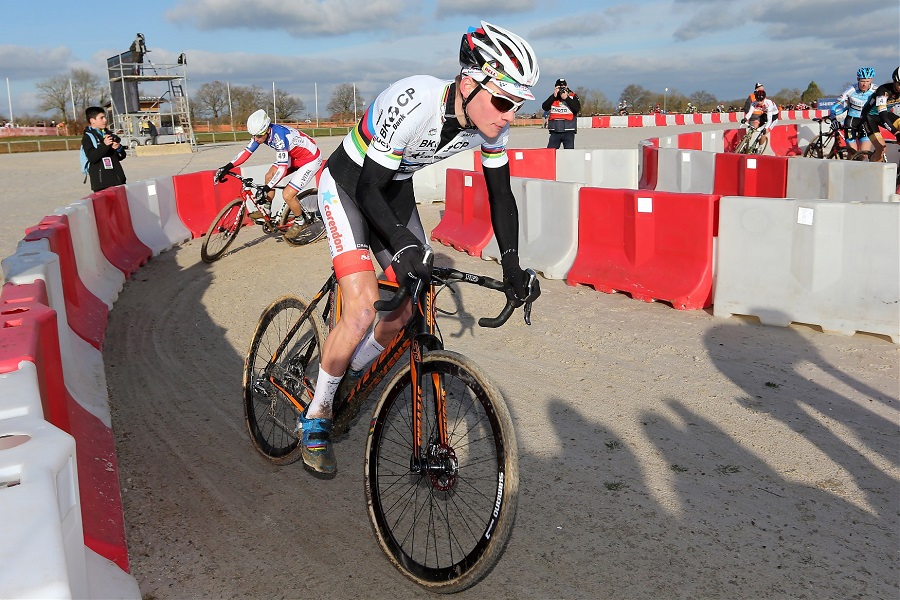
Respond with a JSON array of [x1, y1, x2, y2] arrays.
[[247, 109, 270, 136], [459, 21, 539, 100]]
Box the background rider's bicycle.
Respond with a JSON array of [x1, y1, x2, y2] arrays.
[[803, 116, 859, 160], [243, 250, 535, 593], [735, 122, 769, 155], [201, 171, 324, 263]]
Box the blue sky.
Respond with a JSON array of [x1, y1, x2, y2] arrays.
[[1, 0, 897, 118]]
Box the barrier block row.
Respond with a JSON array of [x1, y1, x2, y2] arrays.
[[714, 198, 899, 342]]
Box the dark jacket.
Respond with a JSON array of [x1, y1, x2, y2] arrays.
[[542, 93, 581, 133], [83, 127, 127, 192]]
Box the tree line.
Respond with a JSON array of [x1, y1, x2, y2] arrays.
[[572, 81, 827, 115], [22, 68, 836, 129]]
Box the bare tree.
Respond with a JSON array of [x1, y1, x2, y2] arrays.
[[193, 80, 231, 122], [36, 75, 70, 121], [689, 90, 718, 111], [573, 87, 613, 115], [35, 68, 104, 121], [274, 89, 306, 122], [327, 84, 365, 123], [70, 68, 106, 118], [618, 84, 654, 112], [231, 85, 268, 125]]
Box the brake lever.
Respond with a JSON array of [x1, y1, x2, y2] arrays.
[[522, 268, 537, 326]]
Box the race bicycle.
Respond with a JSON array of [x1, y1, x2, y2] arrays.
[[243, 249, 535, 593], [735, 123, 769, 155], [802, 116, 859, 160], [201, 171, 324, 263]]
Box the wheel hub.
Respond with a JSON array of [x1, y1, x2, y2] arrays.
[[424, 443, 459, 491]]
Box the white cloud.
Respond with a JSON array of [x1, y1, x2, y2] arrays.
[[165, 0, 419, 35], [435, 0, 537, 18], [0, 45, 74, 78]]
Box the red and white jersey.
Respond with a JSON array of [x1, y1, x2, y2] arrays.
[[230, 123, 321, 188]]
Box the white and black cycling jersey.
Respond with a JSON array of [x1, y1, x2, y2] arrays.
[[337, 75, 510, 181]]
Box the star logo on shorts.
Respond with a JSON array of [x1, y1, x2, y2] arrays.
[[321, 190, 337, 205]]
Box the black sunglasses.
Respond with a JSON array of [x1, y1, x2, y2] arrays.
[[477, 82, 526, 113]]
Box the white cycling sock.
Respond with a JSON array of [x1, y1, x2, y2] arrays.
[[306, 366, 342, 419], [349, 329, 385, 372]]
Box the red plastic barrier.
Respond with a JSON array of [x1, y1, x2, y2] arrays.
[[474, 148, 556, 180], [711, 113, 723, 124], [625, 115, 641, 127], [430, 169, 494, 255], [172, 170, 243, 238], [674, 114, 686, 125], [0, 281, 129, 571], [89, 187, 152, 277], [593, 116, 608, 128], [566, 188, 717, 309], [654, 114, 667, 126], [0, 281, 69, 429], [723, 128, 742, 152], [677, 132, 703, 150], [713, 153, 788, 198], [24, 215, 108, 350], [638, 143, 658, 190], [769, 124, 801, 156]]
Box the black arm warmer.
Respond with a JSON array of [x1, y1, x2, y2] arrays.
[[355, 155, 406, 244], [483, 162, 519, 267]]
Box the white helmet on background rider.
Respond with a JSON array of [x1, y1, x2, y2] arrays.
[[247, 109, 271, 136], [459, 21, 539, 100]]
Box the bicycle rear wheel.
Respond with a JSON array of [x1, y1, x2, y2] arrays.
[[365, 350, 518, 593], [201, 199, 244, 263], [752, 134, 768, 155], [803, 135, 825, 158], [243, 295, 326, 465]]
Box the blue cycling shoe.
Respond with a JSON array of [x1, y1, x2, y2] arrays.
[[297, 412, 336, 473]]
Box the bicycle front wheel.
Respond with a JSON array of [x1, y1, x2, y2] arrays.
[[752, 134, 768, 155], [365, 350, 518, 593], [201, 199, 244, 263], [735, 134, 750, 154], [243, 295, 326, 465]]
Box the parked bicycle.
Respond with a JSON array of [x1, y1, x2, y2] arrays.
[[201, 171, 324, 263], [243, 249, 534, 592], [735, 123, 769, 155], [802, 116, 859, 160]]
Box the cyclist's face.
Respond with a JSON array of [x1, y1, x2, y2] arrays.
[[858, 78, 872, 91], [464, 77, 519, 137]]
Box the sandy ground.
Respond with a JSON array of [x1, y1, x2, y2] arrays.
[[1, 126, 898, 600]]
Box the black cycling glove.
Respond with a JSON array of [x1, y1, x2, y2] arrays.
[[501, 253, 540, 307], [390, 228, 431, 293], [214, 162, 234, 183]]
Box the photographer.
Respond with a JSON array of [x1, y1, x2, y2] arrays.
[[82, 106, 127, 192], [542, 77, 581, 149]]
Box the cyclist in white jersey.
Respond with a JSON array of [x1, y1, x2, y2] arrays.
[[215, 110, 324, 243], [297, 21, 541, 473], [742, 89, 779, 150]]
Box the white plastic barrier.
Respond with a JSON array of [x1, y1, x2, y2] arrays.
[[555, 149, 639, 188], [608, 115, 628, 128], [52, 200, 125, 311], [576, 116, 593, 130], [701, 131, 725, 153], [0, 415, 87, 599], [481, 177, 583, 279], [655, 148, 717, 194], [713, 197, 900, 342], [786, 158, 898, 203], [413, 150, 477, 203], [1, 241, 112, 427], [0, 362, 43, 422], [124, 178, 192, 255]]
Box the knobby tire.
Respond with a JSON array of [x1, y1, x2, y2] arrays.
[[201, 199, 244, 263], [364, 350, 518, 593], [243, 295, 326, 465]]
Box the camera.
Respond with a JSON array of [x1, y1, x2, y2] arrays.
[[558, 86, 569, 95]]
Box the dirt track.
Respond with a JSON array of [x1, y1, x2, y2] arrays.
[[2, 126, 897, 599]]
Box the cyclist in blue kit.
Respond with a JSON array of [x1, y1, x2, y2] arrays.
[[831, 67, 876, 153], [297, 21, 542, 473]]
